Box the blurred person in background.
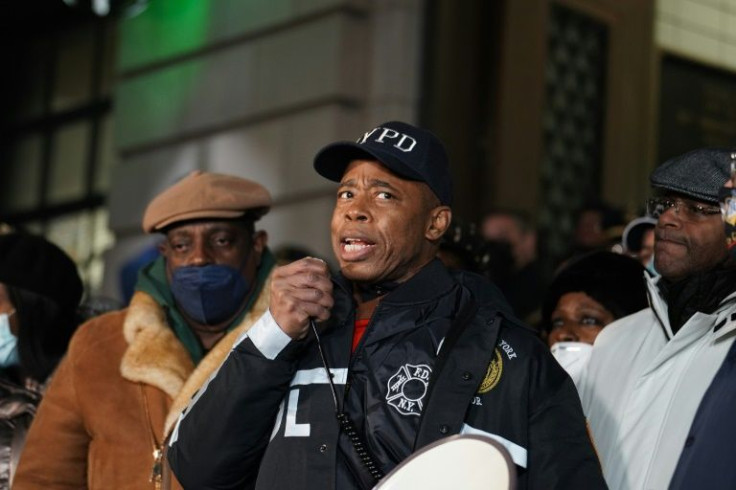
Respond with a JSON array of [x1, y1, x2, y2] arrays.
[[77, 295, 124, 323], [620, 216, 656, 272], [541, 251, 648, 387], [570, 199, 626, 256], [0, 233, 83, 488], [579, 148, 736, 489], [119, 245, 160, 305], [439, 218, 514, 288], [15, 171, 276, 489], [437, 219, 483, 272], [481, 210, 547, 324]]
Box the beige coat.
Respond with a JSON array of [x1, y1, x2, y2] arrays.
[[13, 281, 270, 490]]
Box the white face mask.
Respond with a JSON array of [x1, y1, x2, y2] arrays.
[[645, 256, 659, 277], [550, 341, 593, 386], [0, 311, 19, 369]]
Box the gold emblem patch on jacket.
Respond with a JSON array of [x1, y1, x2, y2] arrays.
[[477, 348, 503, 394]]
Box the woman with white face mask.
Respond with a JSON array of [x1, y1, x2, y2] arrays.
[[542, 251, 649, 388], [0, 232, 83, 488]]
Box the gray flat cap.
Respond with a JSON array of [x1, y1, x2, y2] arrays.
[[650, 147, 736, 204]]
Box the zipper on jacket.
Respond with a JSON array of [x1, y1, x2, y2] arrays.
[[345, 304, 382, 400], [646, 283, 672, 341], [150, 446, 163, 489], [139, 384, 163, 490]]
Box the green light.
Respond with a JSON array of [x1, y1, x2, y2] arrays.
[[118, 0, 209, 71]]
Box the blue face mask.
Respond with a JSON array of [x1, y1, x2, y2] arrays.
[[170, 265, 250, 325], [0, 311, 19, 369]]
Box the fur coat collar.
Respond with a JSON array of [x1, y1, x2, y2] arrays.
[[119, 275, 271, 439]]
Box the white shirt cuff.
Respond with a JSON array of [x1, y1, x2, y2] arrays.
[[236, 310, 292, 360]]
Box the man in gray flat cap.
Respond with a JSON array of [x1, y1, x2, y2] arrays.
[[667, 162, 736, 489], [579, 148, 736, 490], [15, 171, 276, 489]]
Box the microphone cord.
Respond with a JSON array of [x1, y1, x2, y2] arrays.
[[309, 319, 384, 483]]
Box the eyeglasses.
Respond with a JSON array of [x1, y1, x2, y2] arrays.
[[646, 197, 721, 221]]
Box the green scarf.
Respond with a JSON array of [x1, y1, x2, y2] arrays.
[[134, 248, 276, 364]]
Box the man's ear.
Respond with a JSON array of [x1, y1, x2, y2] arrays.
[[252, 230, 268, 256], [426, 207, 452, 241], [157, 238, 169, 256]]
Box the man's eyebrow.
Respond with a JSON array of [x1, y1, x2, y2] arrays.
[[338, 178, 399, 191], [168, 223, 238, 238], [369, 178, 396, 190], [206, 223, 239, 232], [167, 230, 191, 239]]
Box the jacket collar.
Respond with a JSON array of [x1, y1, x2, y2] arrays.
[[120, 292, 194, 400], [334, 259, 457, 307], [647, 273, 736, 340], [119, 274, 272, 438], [330, 260, 460, 348]]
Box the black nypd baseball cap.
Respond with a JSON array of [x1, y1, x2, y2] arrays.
[[313, 121, 453, 206], [650, 147, 736, 204]]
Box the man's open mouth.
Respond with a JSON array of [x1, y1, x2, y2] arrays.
[[342, 237, 376, 253]]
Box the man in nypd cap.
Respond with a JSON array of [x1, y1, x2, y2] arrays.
[[15, 171, 276, 489], [579, 148, 736, 489], [169, 121, 606, 489]]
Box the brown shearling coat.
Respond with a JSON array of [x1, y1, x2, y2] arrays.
[[13, 281, 270, 490]]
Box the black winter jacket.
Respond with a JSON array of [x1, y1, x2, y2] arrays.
[[168, 260, 606, 489]]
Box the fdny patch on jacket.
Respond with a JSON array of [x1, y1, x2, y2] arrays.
[[386, 364, 431, 416], [477, 348, 503, 394]]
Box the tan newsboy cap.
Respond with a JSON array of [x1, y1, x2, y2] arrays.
[[142, 170, 272, 233]]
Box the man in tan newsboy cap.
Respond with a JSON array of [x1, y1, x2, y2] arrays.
[[16, 170, 276, 489]]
